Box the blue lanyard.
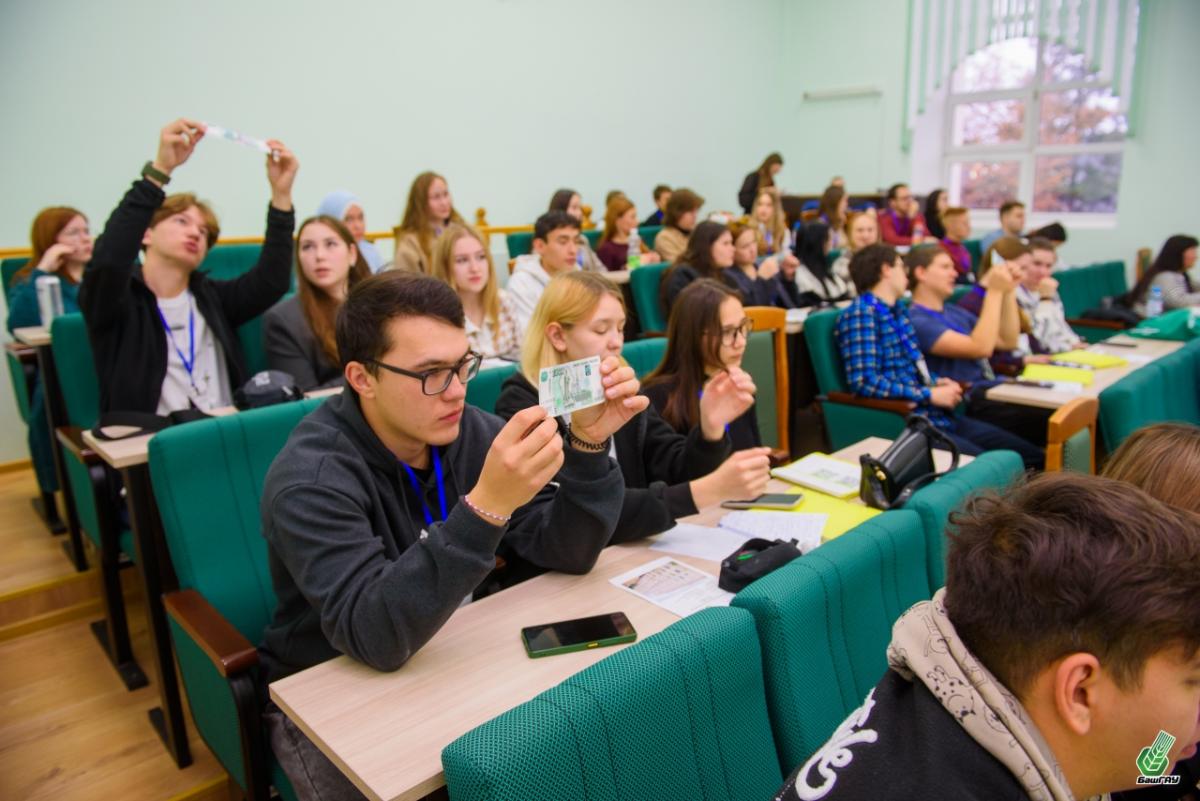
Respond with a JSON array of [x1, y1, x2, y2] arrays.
[[400, 447, 447, 527], [912, 302, 970, 335], [158, 300, 196, 386]]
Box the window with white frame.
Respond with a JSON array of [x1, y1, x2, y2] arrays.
[[944, 36, 1126, 216]]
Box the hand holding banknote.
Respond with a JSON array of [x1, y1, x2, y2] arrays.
[[568, 356, 648, 447], [698, 367, 757, 441], [467, 406, 564, 523]]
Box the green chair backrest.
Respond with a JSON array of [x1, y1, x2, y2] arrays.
[[582, 229, 601, 249], [948, 284, 972, 304], [629, 263, 670, 334], [742, 330, 780, 449], [5, 349, 33, 424], [2, 257, 30, 304], [1060, 427, 1093, 473], [238, 290, 293, 377], [905, 449, 1024, 593], [1056, 260, 1128, 318], [506, 232, 534, 257], [732, 509, 930, 772], [640, 225, 663, 250], [149, 398, 323, 792], [621, 337, 667, 379], [442, 607, 782, 801], [49, 313, 101, 430], [1098, 339, 1200, 451], [199, 243, 263, 281], [964, 239, 983, 273], [467, 362, 518, 414], [802, 308, 847, 395]]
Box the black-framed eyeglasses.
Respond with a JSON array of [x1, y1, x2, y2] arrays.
[[369, 350, 483, 395], [717, 319, 754, 346]]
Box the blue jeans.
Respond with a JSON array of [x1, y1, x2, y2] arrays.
[[946, 415, 1044, 470]]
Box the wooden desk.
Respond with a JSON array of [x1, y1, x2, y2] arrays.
[[269, 436, 956, 801], [984, 335, 1184, 410], [12, 325, 87, 568]]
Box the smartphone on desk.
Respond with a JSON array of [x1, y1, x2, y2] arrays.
[[521, 612, 637, 659], [720, 493, 804, 510]]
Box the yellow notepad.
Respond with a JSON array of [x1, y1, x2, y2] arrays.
[[1051, 349, 1128, 369], [777, 487, 881, 541], [1021, 364, 1095, 386]]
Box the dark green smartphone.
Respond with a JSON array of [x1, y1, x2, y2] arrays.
[[521, 612, 637, 658]]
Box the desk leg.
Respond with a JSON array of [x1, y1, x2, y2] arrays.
[[121, 463, 192, 769], [35, 344, 87, 570]]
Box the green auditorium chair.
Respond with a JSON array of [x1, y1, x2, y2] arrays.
[[628, 262, 669, 336], [803, 308, 911, 451], [964, 239, 983, 274], [5, 339, 64, 530], [905, 449, 1023, 593], [466, 362, 518, 414], [731, 509, 932, 774], [1045, 397, 1098, 474], [151, 399, 328, 801], [49, 313, 149, 689], [442, 607, 782, 801], [1055, 260, 1133, 342], [621, 336, 667, 379], [2, 256, 30, 304], [198, 243, 263, 281], [640, 225, 663, 250], [505, 232, 534, 258], [1098, 339, 1200, 452], [743, 307, 789, 455]]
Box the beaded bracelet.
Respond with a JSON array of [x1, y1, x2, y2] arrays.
[[462, 494, 511, 525], [565, 425, 610, 453]]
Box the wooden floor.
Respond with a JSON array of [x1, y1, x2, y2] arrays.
[[0, 465, 235, 801]]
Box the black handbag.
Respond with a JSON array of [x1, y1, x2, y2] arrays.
[[859, 414, 959, 510], [234, 370, 303, 410], [718, 537, 804, 593]]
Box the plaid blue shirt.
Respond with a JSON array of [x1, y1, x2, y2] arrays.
[[834, 293, 953, 428]]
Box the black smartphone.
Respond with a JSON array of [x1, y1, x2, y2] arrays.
[[720, 493, 805, 510], [521, 612, 637, 658]]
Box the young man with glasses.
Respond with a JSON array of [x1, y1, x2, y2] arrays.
[[878, 183, 929, 247], [259, 271, 646, 800]]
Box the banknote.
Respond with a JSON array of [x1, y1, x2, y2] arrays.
[[201, 123, 277, 158], [538, 356, 604, 417]]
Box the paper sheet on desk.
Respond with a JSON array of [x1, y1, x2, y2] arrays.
[[610, 557, 731, 617], [719, 512, 826, 553], [650, 524, 747, 562]]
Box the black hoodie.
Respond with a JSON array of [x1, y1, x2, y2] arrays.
[[258, 390, 624, 682]]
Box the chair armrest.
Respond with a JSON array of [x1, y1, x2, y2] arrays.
[[56, 426, 101, 466], [1066, 317, 1130, 331], [164, 589, 258, 678], [5, 342, 38, 364], [825, 392, 917, 415]]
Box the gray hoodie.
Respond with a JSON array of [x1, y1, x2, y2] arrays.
[[258, 390, 624, 682]]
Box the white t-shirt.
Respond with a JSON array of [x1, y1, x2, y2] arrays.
[[156, 290, 232, 415]]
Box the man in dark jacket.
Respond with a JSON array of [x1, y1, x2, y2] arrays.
[[775, 473, 1200, 801], [259, 272, 645, 800], [79, 118, 297, 415]]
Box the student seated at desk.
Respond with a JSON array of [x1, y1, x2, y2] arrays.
[[1016, 238, 1084, 354], [495, 272, 769, 543], [939, 206, 974, 283], [644, 279, 764, 451], [315, 190, 389, 273], [1123, 234, 1200, 317], [836, 244, 1043, 466], [878, 183, 928, 247], [660, 220, 735, 312], [507, 211, 581, 335], [264, 216, 369, 391], [392, 171, 466, 274], [547, 188, 605, 272], [724, 220, 791, 308], [775, 472, 1200, 801], [596, 196, 662, 272], [641, 184, 670, 227], [259, 272, 645, 799], [430, 222, 520, 362], [956, 238, 1053, 372], [654, 187, 704, 263], [793, 221, 853, 305], [7, 207, 92, 497], [79, 118, 297, 416], [906, 244, 1048, 461]]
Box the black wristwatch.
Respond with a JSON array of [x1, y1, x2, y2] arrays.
[[141, 161, 171, 186]]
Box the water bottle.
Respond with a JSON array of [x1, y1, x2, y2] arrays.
[[1146, 285, 1164, 318], [626, 229, 641, 270], [35, 275, 64, 326]]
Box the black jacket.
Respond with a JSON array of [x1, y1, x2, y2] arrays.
[[738, 172, 761, 214], [258, 390, 624, 682], [775, 670, 1030, 801], [79, 178, 294, 414], [643, 377, 762, 452], [263, 296, 343, 391], [494, 372, 731, 542]]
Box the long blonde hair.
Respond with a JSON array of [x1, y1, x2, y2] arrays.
[[394, 171, 465, 269], [430, 223, 500, 329], [752, 189, 788, 256], [520, 272, 625, 384]]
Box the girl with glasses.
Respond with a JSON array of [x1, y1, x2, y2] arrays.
[[643, 279, 764, 450]]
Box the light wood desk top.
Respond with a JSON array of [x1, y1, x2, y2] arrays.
[[984, 335, 1184, 410], [12, 325, 50, 347], [268, 435, 957, 801], [82, 386, 345, 470]]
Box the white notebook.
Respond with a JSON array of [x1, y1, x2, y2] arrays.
[[770, 452, 861, 498]]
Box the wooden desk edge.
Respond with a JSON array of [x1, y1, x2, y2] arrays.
[[12, 326, 50, 346]]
